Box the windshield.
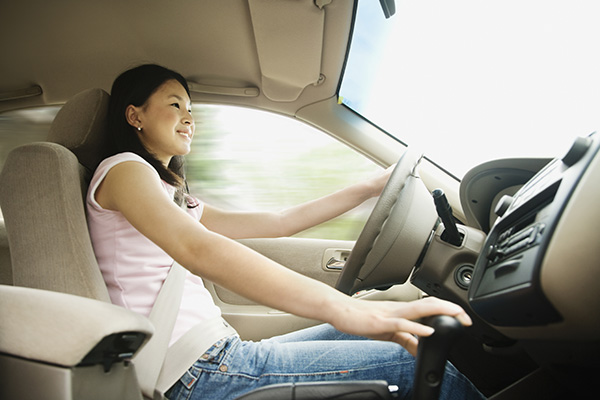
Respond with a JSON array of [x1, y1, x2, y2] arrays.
[[340, 0, 600, 178]]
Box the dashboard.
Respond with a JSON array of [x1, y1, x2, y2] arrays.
[[461, 133, 600, 365]]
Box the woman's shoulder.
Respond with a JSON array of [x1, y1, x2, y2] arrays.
[[90, 153, 159, 192], [94, 152, 158, 179], [88, 153, 166, 211], [98, 152, 153, 169]]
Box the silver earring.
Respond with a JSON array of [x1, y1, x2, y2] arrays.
[[137, 127, 142, 131]]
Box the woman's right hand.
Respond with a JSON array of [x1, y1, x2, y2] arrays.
[[327, 296, 472, 356]]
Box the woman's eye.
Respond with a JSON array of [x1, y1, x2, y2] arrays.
[[171, 103, 180, 109]]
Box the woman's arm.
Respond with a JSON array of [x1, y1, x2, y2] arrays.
[[200, 165, 394, 239], [98, 162, 470, 356]]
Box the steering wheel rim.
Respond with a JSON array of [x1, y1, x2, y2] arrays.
[[335, 150, 434, 295]]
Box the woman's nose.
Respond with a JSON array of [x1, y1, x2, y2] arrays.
[[183, 112, 194, 125]]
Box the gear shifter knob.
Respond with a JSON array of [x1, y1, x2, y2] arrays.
[[413, 315, 463, 400]]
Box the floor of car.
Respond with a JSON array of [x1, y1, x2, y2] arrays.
[[448, 335, 538, 397]]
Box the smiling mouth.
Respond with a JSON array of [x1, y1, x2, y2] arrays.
[[178, 131, 192, 140]]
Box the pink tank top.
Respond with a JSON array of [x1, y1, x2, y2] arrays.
[[86, 152, 221, 345]]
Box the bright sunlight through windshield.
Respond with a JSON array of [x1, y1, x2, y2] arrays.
[[341, 0, 600, 178]]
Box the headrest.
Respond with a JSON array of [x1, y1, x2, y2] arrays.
[[47, 88, 114, 172]]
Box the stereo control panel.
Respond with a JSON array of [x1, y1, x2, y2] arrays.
[[468, 133, 599, 327]]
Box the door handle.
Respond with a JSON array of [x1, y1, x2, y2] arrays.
[[322, 248, 351, 271], [325, 257, 345, 271]]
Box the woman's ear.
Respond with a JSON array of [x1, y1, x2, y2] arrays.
[[125, 104, 142, 130]]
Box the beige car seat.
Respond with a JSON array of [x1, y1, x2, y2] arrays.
[[0, 89, 156, 399]]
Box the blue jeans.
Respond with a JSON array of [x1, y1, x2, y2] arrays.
[[165, 324, 484, 400]]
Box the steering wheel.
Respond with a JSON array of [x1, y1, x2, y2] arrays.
[[335, 150, 438, 295]]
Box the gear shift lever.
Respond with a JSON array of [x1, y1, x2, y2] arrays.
[[412, 315, 464, 400]]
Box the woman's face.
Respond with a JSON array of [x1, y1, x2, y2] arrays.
[[128, 79, 195, 166]]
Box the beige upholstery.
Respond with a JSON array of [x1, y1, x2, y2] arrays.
[[0, 143, 109, 300], [0, 88, 113, 301], [0, 285, 153, 367], [47, 88, 114, 176], [0, 89, 156, 400], [0, 222, 11, 285]]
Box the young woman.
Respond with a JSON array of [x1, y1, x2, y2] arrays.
[[86, 64, 484, 399]]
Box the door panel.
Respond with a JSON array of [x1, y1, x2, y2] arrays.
[[205, 237, 422, 340]]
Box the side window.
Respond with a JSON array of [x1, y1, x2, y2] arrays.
[[0, 107, 59, 170], [188, 105, 382, 240], [0, 105, 381, 240], [0, 107, 59, 219]]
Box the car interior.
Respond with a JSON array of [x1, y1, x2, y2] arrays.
[[1, 0, 599, 399]]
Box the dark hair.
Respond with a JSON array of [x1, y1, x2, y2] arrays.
[[107, 64, 190, 192]]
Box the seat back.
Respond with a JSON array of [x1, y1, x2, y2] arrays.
[[0, 89, 114, 301]]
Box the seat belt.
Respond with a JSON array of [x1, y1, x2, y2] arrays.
[[135, 262, 237, 400], [155, 317, 237, 397], [134, 261, 187, 399]]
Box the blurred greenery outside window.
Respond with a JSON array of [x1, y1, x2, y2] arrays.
[[0, 105, 380, 240]]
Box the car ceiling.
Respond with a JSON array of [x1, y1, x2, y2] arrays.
[[0, 0, 355, 116]]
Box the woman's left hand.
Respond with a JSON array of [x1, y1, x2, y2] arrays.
[[366, 163, 395, 198]]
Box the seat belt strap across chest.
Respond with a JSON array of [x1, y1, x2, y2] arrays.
[[134, 261, 187, 398], [137, 262, 238, 400]]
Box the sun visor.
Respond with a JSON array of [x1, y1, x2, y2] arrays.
[[249, 0, 325, 102]]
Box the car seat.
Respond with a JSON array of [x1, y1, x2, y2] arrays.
[[0, 88, 156, 399]]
